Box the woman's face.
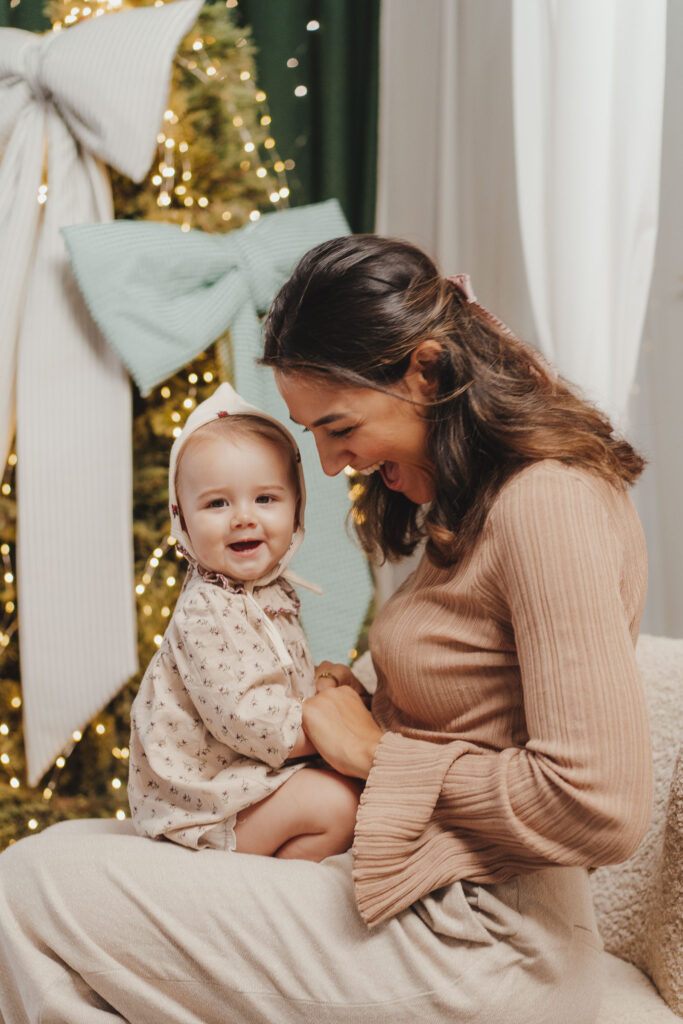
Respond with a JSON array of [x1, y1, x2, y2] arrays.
[[275, 367, 436, 505]]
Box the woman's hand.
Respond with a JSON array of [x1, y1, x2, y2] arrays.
[[315, 661, 370, 702], [302, 686, 383, 780]]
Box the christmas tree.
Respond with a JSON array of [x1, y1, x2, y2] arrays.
[[0, 0, 304, 847]]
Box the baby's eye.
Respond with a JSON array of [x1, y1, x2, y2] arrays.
[[207, 498, 228, 508], [329, 426, 354, 439], [256, 495, 275, 504]]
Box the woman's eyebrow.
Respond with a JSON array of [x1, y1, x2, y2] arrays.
[[289, 413, 346, 428]]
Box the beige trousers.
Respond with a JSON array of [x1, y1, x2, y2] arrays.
[[0, 818, 604, 1024]]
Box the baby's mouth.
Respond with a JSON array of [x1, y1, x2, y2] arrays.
[[229, 540, 262, 552]]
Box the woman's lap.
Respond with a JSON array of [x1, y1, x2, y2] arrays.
[[0, 818, 604, 1024]]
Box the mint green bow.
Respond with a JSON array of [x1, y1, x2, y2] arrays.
[[63, 200, 349, 396], [63, 201, 373, 664]]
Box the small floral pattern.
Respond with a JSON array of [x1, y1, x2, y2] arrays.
[[128, 572, 315, 851]]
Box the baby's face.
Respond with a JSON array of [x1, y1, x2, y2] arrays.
[[177, 433, 298, 581]]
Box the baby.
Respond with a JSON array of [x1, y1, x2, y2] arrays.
[[128, 383, 362, 860]]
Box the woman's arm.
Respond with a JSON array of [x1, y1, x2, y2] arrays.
[[351, 467, 653, 925]]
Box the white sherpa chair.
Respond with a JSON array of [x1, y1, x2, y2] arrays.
[[593, 634, 683, 1022]]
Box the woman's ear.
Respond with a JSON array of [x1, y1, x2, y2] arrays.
[[405, 340, 443, 398]]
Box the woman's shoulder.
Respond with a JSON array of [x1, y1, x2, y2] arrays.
[[494, 459, 625, 512]]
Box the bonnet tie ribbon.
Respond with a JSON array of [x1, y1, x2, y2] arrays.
[[0, 0, 203, 785]]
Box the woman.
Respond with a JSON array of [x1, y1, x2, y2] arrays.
[[0, 235, 651, 1024]]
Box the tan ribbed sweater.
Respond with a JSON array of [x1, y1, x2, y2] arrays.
[[352, 460, 652, 927]]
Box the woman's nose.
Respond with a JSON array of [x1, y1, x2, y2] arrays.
[[317, 443, 349, 477]]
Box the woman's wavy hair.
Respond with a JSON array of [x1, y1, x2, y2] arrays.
[[261, 234, 645, 567]]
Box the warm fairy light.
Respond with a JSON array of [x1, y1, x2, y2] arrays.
[[154, 634, 164, 646], [142, 574, 151, 585], [255, 91, 266, 102], [10, 697, 21, 709], [143, 605, 152, 616], [307, 20, 320, 31], [150, 557, 159, 568], [116, 809, 127, 820], [182, 170, 192, 181], [7, 454, 16, 467], [274, 161, 285, 173], [1, 571, 10, 582], [183, 198, 193, 208], [152, 175, 162, 186], [249, 210, 261, 221], [240, 71, 251, 81], [136, 584, 145, 595], [294, 86, 308, 98], [0, 725, 8, 736], [260, 116, 271, 127], [192, 39, 203, 51], [344, 466, 357, 477], [197, 197, 209, 208], [286, 58, 299, 68], [173, 427, 182, 437], [43, 788, 53, 800], [240, 160, 250, 171], [188, 374, 198, 384], [183, 398, 194, 409], [206, 66, 217, 77], [111, 778, 122, 789], [349, 648, 358, 660], [161, 606, 171, 618], [264, 137, 275, 149], [28, 819, 38, 830], [171, 412, 181, 422], [72, 730, 82, 742], [175, 185, 186, 196], [279, 187, 290, 198], [256, 168, 267, 178], [203, 372, 214, 383], [166, 576, 176, 587], [160, 388, 171, 399], [179, 141, 189, 153], [56, 757, 66, 768], [2, 485, 11, 497], [5, 602, 14, 613], [269, 192, 280, 203], [9, 778, 19, 789], [156, 132, 165, 144], [0, 754, 9, 765], [244, 142, 255, 153], [0, 545, 8, 557], [95, 723, 106, 735], [284, 159, 295, 170], [232, 115, 244, 127]]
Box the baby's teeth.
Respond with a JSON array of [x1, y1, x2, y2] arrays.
[[357, 462, 384, 476]]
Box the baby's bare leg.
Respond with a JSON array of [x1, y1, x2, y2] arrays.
[[234, 768, 362, 862]]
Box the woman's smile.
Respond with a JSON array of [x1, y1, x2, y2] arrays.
[[275, 371, 436, 505]]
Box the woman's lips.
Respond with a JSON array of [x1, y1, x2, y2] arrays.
[[379, 461, 402, 490]]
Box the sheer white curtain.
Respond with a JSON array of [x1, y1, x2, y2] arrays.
[[375, 0, 680, 634], [512, 0, 667, 428]]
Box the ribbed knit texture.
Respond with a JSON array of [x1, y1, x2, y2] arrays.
[[352, 461, 652, 927]]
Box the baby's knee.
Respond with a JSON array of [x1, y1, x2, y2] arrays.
[[320, 774, 363, 835]]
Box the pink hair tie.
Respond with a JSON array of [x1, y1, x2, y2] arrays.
[[445, 273, 559, 382]]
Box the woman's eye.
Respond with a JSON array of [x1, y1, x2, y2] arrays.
[[329, 426, 354, 439]]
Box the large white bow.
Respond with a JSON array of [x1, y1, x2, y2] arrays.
[[0, 0, 203, 785]]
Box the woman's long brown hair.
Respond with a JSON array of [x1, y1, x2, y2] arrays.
[[261, 235, 645, 567]]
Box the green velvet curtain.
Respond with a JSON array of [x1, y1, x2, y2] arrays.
[[0, 0, 380, 231], [235, 0, 380, 232], [0, 0, 49, 30]]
